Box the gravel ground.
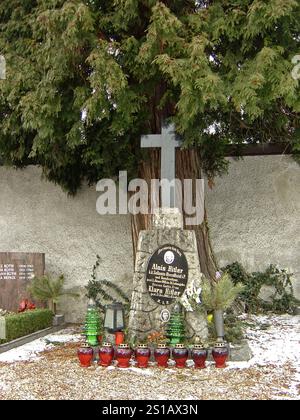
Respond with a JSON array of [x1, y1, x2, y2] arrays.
[[0, 315, 299, 400]]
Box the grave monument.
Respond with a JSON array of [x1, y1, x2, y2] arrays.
[[128, 125, 208, 342]]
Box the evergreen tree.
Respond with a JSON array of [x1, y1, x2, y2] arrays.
[[0, 1, 299, 275]]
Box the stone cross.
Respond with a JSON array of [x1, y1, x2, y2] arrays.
[[141, 124, 182, 207]]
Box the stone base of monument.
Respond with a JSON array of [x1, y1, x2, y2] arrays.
[[294, 306, 300, 315], [52, 314, 65, 326], [228, 340, 253, 362], [204, 340, 252, 362], [128, 208, 208, 343]]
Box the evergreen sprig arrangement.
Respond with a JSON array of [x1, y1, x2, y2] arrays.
[[85, 255, 130, 314], [28, 274, 78, 314], [201, 273, 244, 312]]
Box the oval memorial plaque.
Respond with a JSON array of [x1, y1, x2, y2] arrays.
[[145, 245, 188, 305]]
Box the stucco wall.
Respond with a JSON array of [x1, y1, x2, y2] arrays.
[[0, 156, 299, 322], [0, 166, 133, 322], [206, 156, 300, 300]]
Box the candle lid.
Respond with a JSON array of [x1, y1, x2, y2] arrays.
[[193, 344, 205, 349], [118, 343, 129, 349], [214, 342, 227, 348]]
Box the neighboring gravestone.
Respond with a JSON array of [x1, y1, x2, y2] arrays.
[[128, 208, 208, 342], [0, 252, 45, 312]]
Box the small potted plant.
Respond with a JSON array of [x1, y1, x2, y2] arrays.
[[27, 274, 78, 325]]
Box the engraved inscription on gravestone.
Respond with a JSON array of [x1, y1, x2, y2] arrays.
[[145, 245, 188, 305], [0, 252, 45, 311]]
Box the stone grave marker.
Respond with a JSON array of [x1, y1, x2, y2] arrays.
[[0, 252, 45, 312], [128, 124, 207, 342], [128, 208, 207, 342]]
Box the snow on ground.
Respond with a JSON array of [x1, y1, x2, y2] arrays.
[[228, 314, 300, 369], [249, 315, 299, 367], [1, 315, 298, 370], [0, 339, 54, 363], [0, 327, 82, 363], [0, 315, 299, 400], [241, 314, 300, 397]]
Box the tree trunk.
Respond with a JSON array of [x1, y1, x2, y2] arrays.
[[131, 147, 218, 280], [131, 82, 218, 279]]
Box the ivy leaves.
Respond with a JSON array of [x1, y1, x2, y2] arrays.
[[224, 262, 300, 314]]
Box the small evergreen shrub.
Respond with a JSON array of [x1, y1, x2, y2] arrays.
[[28, 274, 78, 314], [0, 309, 53, 344]]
